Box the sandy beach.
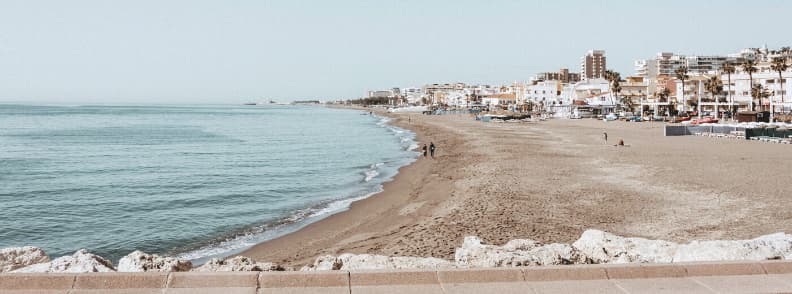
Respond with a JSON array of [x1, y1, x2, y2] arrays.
[[240, 111, 792, 267]]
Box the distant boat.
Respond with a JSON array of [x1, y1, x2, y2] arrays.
[[243, 102, 257, 106]]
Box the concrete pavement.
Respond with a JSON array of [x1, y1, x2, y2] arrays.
[[3, 260, 792, 293]]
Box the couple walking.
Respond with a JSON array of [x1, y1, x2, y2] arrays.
[[422, 142, 436, 158]]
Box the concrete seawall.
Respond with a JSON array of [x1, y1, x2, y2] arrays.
[[4, 260, 792, 293]]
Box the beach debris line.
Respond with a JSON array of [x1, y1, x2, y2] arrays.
[[5, 229, 792, 273]]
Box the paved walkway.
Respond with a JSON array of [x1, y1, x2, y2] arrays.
[[3, 260, 792, 293]]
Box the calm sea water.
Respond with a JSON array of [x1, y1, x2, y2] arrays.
[[0, 104, 417, 263]]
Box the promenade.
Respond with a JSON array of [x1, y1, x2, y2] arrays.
[[4, 260, 792, 293]]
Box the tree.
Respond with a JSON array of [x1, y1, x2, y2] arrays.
[[722, 62, 736, 117], [770, 57, 788, 108], [704, 76, 724, 119], [675, 66, 689, 113], [658, 88, 672, 116], [741, 59, 758, 111], [751, 84, 770, 112], [604, 70, 622, 112]]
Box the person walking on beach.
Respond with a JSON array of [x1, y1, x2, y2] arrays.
[[429, 142, 436, 158], [422, 144, 428, 157], [603, 131, 608, 144]]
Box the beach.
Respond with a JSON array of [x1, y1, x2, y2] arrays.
[[241, 111, 792, 267]]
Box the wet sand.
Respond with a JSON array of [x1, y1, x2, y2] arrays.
[[240, 112, 792, 268]]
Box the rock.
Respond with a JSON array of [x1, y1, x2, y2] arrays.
[[13, 249, 114, 273], [0, 247, 50, 272], [302, 254, 454, 271], [572, 230, 678, 264], [193, 256, 283, 272], [302, 255, 342, 271], [455, 236, 579, 267], [117, 251, 192, 272], [673, 232, 792, 262]]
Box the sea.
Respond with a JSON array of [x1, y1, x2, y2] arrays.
[[0, 104, 418, 263]]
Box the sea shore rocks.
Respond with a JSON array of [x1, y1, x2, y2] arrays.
[[301, 253, 455, 271], [6, 230, 792, 273], [117, 250, 192, 272], [0, 247, 50, 272], [455, 236, 580, 267], [194, 256, 284, 272], [13, 249, 114, 273]]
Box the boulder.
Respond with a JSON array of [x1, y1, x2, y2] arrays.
[[673, 232, 792, 262], [302, 254, 454, 271], [301, 255, 341, 271], [13, 249, 114, 273], [572, 230, 678, 264], [193, 256, 283, 272], [0, 247, 50, 272], [117, 251, 192, 272], [455, 236, 580, 267]]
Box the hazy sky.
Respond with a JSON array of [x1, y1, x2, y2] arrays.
[[1, 0, 791, 104]]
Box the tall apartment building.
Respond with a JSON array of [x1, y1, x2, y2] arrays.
[[535, 68, 581, 83], [581, 50, 606, 80], [635, 52, 739, 78]]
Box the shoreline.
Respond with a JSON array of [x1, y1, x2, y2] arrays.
[[239, 109, 792, 268], [237, 107, 448, 266]]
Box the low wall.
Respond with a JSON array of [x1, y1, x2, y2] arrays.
[[2, 260, 792, 293], [664, 125, 746, 138]]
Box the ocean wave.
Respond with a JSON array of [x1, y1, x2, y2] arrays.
[[175, 189, 383, 263], [363, 162, 384, 182], [175, 112, 419, 263]]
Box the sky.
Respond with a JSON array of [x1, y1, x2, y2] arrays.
[[1, 0, 791, 104]]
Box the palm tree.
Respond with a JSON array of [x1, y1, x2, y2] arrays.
[[770, 57, 788, 119], [741, 59, 758, 111], [751, 84, 770, 113], [721, 63, 736, 118], [674, 66, 689, 113], [604, 70, 621, 112], [704, 76, 724, 119], [658, 88, 672, 116]]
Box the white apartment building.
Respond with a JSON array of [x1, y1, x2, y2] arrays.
[[719, 68, 792, 113]]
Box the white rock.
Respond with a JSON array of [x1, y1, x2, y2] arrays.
[[13, 249, 114, 273], [302, 254, 454, 271], [193, 256, 282, 272], [673, 233, 792, 262], [0, 247, 50, 272], [302, 255, 343, 271], [117, 251, 192, 272], [455, 236, 579, 267], [572, 230, 679, 264]]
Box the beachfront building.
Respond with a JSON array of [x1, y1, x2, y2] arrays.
[[581, 50, 607, 80], [673, 75, 709, 113], [534, 68, 581, 83], [422, 83, 467, 106], [720, 63, 792, 114], [620, 76, 648, 113], [400, 87, 424, 105]]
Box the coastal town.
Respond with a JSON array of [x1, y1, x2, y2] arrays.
[[345, 46, 792, 125], [4, 1, 792, 292]]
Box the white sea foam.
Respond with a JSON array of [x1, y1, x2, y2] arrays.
[[176, 112, 419, 263]]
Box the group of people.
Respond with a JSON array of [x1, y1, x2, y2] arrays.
[[422, 142, 436, 158]]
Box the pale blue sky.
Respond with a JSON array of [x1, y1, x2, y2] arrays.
[[1, 0, 790, 103]]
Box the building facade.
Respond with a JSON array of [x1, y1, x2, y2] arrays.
[[581, 50, 606, 80]]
